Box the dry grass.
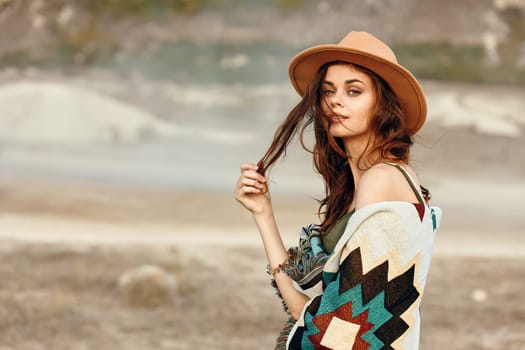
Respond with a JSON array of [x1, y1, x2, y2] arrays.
[[0, 243, 281, 349], [1, 241, 524, 350], [422, 257, 525, 350]]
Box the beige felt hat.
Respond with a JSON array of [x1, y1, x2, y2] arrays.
[[288, 31, 427, 134]]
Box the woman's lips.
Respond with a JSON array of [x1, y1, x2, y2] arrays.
[[330, 114, 348, 123]]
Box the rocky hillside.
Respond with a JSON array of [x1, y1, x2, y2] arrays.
[[0, 0, 524, 84]]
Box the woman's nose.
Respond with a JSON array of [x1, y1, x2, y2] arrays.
[[329, 94, 343, 108]]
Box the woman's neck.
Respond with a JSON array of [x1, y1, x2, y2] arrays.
[[344, 137, 372, 186], [348, 158, 364, 187]]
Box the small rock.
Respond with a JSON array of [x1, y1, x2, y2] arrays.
[[471, 288, 488, 303], [117, 265, 177, 308]]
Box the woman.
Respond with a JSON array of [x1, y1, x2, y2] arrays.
[[235, 31, 441, 350]]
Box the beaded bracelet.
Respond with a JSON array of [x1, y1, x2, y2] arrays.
[[267, 254, 293, 277], [267, 264, 283, 277]]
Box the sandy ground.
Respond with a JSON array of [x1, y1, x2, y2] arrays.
[[0, 169, 524, 350], [0, 75, 524, 349]]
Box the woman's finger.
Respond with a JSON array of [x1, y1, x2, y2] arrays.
[[239, 176, 263, 190], [235, 177, 262, 192], [239, 185, 263, 194], [240, 163, 259, 172], [241, 169, 266, 183], [240, 177, 264, 189]]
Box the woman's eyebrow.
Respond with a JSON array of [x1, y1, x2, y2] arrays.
[[322, 79, 365, 86], [344, 79, 365, 85]]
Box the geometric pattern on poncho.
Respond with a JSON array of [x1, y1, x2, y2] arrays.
[[288, 247, 420, 349]]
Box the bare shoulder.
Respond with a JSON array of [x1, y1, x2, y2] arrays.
[[355, 163, 421, 209]]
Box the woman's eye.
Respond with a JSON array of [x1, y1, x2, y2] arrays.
[[323, 89, 334, 96], [347, 89, 361, 95]]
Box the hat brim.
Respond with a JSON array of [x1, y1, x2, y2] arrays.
[[288, 45, 427, 135]]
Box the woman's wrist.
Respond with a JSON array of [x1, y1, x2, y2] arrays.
[[252, 206, 282, 241], [252, 205, 274, 220]]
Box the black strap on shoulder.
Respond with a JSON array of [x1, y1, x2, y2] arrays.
[[384, 162, 425, 205]]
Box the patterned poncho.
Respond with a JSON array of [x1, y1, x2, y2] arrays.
[[273, 200, 441, 350]]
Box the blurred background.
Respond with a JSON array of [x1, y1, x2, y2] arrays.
[[0, 1, 524, 349]]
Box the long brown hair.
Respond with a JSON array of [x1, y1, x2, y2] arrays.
[[258, 61, 425, 232]]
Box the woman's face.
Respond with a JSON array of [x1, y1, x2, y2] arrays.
[[320, 63, 377, 143]]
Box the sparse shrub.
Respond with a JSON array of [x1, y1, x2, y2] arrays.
[[276, 0, 304, 11], [497, 5, 525, 66]]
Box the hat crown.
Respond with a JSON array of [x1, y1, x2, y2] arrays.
[[338, 31, 397, 64]]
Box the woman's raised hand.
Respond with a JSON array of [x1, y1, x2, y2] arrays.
[[235, 163, 271, 215]]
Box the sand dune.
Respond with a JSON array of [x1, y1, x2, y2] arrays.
[[0, 79, 523, 148], [0, 80, 179, 144]]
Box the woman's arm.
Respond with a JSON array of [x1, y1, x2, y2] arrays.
[[235, 163, 309, 319]]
